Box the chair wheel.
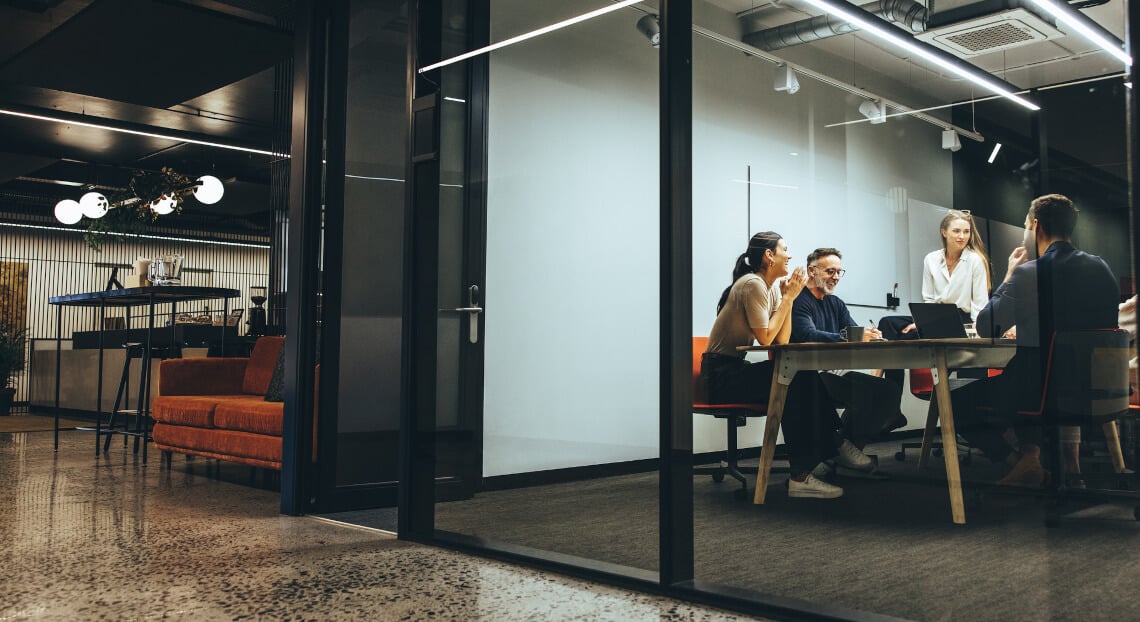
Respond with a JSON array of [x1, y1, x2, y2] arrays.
[[734, 487, 748, 501], [933, 448, 943, 458], [712, 472, 725, 483], [895, 451, 906, 462]]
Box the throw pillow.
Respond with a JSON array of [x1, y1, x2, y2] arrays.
[[264, 346, 285, 402]]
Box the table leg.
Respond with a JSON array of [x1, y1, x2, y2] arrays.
[[95, 301, 106, 456], [753, 353, 790, 505], [53, 304, 62, 450], [932, 350, 966, 524]]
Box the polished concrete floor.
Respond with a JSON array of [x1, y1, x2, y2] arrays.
[[0, 427, 764, 621]]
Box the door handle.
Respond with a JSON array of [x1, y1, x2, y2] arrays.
[[439, 285, 482, 343]]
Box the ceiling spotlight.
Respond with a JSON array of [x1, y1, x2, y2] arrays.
[[193, 175, 225, 204], [942, 129, 962, 152], [773, 63, 800, 95], [79, 191, 108, 219], [636, 15, 660, 48], [987, 143, 1003, 163], [54, 199, 83, 225], [151, 194, 177, 215], [858, 100, 886, 124]]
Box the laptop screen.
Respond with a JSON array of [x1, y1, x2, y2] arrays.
[[908, 303, 968, 339]]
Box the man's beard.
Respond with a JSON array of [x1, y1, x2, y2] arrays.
[[1022, 227, 1038, 260], [814, 276, 836, 295]]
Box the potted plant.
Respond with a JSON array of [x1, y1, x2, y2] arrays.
[[0, 325, 26, 416]]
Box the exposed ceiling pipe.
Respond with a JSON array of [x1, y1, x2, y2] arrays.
[[744, 0, 928, 51]]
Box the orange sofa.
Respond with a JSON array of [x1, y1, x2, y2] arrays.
[[152, 336, 287, 470]]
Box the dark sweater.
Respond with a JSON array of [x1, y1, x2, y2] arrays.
[[791, 288, 857, 343]]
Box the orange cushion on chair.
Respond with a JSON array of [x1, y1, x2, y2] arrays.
[[241, 336, 285, 396]]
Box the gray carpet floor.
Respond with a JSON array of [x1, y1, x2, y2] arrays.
[[329, 439, 1140, 621]]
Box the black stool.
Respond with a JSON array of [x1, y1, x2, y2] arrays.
[[102, 343, 172, 453]]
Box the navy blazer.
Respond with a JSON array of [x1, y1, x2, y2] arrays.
[[976, 241, 1118, 411]]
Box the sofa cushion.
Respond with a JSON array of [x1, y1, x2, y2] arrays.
[[153, 424, 282, 465], [214, 398, 285, 436], [151, 395, 229, 428], [242, 336, 285, 396]]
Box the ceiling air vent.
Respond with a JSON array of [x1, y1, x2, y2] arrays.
[[916, 8, 1065, 57]]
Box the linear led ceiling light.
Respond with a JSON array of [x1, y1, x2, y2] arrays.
[[419, 0, 644, 73], [797, 0, 1039, 111], [1022, 0, 1130, 67], [0, 108, 280, 157], [987, 143, 1003, 163]]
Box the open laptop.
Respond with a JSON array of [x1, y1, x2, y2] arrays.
[[908, 302, 968, 339]]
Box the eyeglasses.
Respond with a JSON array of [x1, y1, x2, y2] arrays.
[[948, 209, 972, 217], [810, 266, 846, 277]]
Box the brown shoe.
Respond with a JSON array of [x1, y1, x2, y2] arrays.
[[997, 453, 1047, 487]]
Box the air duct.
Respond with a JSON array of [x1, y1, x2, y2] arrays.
[[744, 0, 927, 52]]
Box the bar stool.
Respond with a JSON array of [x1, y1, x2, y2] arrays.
[[101, 342, 172, 453]]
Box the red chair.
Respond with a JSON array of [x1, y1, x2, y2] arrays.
[[692, 337, 781, 501], [1013, 330, 1131, 523]]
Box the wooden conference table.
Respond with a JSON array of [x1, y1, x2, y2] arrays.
[[740, 338, 1016, 524]]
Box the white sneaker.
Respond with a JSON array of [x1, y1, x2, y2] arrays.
[[788, 474, 844, 499], [836, 439, 875, 472]]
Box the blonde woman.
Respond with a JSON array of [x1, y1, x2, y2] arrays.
[[902, 209, 992, 335]]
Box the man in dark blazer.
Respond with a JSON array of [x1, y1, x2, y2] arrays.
[[952, 194, 1119, 485]]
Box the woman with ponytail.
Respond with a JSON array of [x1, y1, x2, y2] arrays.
[[700, 232, 873, 499]]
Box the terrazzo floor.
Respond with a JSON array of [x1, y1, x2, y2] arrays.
[[0, 429, 766, 621]]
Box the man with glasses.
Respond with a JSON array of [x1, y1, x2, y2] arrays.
[[792, 248, 907, 453]]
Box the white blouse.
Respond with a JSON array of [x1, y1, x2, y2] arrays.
[[922, 247, 988, 321]]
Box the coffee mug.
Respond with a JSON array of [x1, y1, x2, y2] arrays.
[[840, 326, 865, 342]]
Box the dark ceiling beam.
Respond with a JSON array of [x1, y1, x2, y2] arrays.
[[0, 101, 280, 157]]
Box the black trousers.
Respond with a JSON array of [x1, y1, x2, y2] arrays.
[[819, 371, 904, 448], [700, 354, 841, 474], [931, 374, 1042, 463]]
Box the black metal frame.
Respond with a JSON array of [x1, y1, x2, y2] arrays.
[[281, 0, 328, 516]]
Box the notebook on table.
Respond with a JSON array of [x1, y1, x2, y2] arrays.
[[908, 302, 968, 339]]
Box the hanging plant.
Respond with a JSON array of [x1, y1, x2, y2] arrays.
[[81, 167, 195, 252]]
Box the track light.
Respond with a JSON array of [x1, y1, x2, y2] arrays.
[[773, 63, 800, 94], [636, 14, 660, 48], [942, 129, 962, 152], [858, 100, 886, 124]]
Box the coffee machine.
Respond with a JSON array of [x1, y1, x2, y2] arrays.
[[246, 286, 267, 337]]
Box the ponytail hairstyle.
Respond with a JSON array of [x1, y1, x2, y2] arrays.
[[940, 210, 992, 291], [716, 231, 782, 313]]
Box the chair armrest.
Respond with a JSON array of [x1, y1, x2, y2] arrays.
[[159, 358, 250, 396]]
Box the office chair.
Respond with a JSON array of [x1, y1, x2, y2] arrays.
[[1000, 330, 1133, 525], [691, 337, 785, 501]]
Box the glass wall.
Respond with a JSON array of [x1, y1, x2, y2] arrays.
[[384, 0, 1139, 618], [690, 0, 1136, 619], [427, 0, 662, 574]]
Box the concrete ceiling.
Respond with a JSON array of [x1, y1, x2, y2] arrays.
[[0, 0, 293, 235]]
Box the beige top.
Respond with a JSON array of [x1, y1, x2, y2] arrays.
[[706, 273, 780, 357]]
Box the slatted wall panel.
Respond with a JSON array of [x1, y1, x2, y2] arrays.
[[0, 222, 270, 404]]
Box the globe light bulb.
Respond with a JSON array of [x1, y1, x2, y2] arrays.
[[79, 191, 108, 218], [54, 199, 83, 224], [193, 175, 224, 204], [151, 194, 176, 215]]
